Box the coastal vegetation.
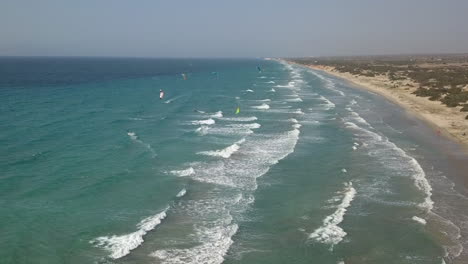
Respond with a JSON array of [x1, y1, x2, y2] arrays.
[[291, 54, 468, 119]]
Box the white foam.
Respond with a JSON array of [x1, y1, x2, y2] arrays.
[[252, 103, 270, 110], [170, 167, 195, 177], [127, 132, 137, 140], [91, 207, 169, 259], [293, 124, 302, 129], [319, 96, 336, 110], [341, 168, 347, 173], [219, 116, 258, 122], [286, 98, 303, 102], [176, 188, 187, 198], [412, 216, 427, 225], [152, 224, 238, 264], [189, 128, 300, 190], [191, 119, 215, 125], [289, 118, 298, 123], [266, 81, 275, 84], [245, 89, 254, 92], [309, 182, 356, 247], [294, 109, 304, 115], [270, 88, 276, 92], [258, 76, 267, 79], [258, 99, 271, 102], [344, 121, 433, 210], [196, 126, 210, 135], [211, 111, 223, 118], [228, 123, 261, 129], [198, 139, 246, 158]]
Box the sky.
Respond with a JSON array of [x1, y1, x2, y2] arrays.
[[1, 0, 468, 58]]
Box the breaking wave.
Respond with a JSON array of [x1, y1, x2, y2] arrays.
[[91, 207, 169, 259], [309, 182, 356, 247], [198, 139, 246, 158], [252, 103, 270, 110]]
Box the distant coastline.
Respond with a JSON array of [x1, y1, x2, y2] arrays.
[[287, 58, 468, 151]]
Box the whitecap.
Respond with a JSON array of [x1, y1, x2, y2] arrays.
[[170, 167, 195, 177], [198, 139, 246, 159], [211, 111, 223, 118], [309, 182, 356, 247], [344, 121, 433, 210], [412, 216, 427, 225], [252, 103, 270, 110], [245, 89, 254, 93], [191, 119, 215, 125], [91, 207, 169, 259], [219, 116, 258, 122], [176, 188, 187, 198], [286, 98, 303, 102]]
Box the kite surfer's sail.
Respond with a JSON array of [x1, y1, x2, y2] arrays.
[[257, 66, 262, 72], [235, 107, 240, 114], [159, 89, 164, 99]]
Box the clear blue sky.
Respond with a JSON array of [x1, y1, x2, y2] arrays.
[[1, 0, 467, 57]]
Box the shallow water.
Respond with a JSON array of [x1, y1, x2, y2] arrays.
[[1, 57, 467, 264]]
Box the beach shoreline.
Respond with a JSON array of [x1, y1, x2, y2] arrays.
[[288, 61, 468, 152]]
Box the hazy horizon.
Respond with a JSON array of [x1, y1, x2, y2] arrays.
[[1, 0, 468, 58]]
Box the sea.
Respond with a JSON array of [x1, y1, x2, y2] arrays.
[[1, 57, 468, 264]]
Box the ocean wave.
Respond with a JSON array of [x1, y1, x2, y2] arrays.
[[319, 96, 336, 110], [198, 139, 246, 158], [286, 98, 303, 102], [91, 207, 169, 259], [270, 88, 276, 92], [294, 108, 304, 115], [265, 81, 275, 84], [412, 216, 427, 225], [245, 89, 254, 93], [227, 123, 261, 129], [152, 224, 238, 264], [190, 128, 300, 190], [191, 119, 215, 125], [170, 167, 195, 177], [344, 121, 433, 210], [219, 116, 258, 122], [176, 188, 187, 198], [252, 103, 270, 110], [195, 126, 210, 135], [309, 182, 356, 247], [211, 111, 223, 118], [310, 71, 345, 96]]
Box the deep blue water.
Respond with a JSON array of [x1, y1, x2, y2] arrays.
[[1, 57, 468, 264]]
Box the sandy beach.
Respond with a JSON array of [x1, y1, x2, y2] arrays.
[[297, 63, 468, 151]]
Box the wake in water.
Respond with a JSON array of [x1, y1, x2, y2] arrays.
[[127, 132, 157, 157]]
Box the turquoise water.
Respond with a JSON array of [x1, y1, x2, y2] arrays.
[[1, 58, 468, 264]]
